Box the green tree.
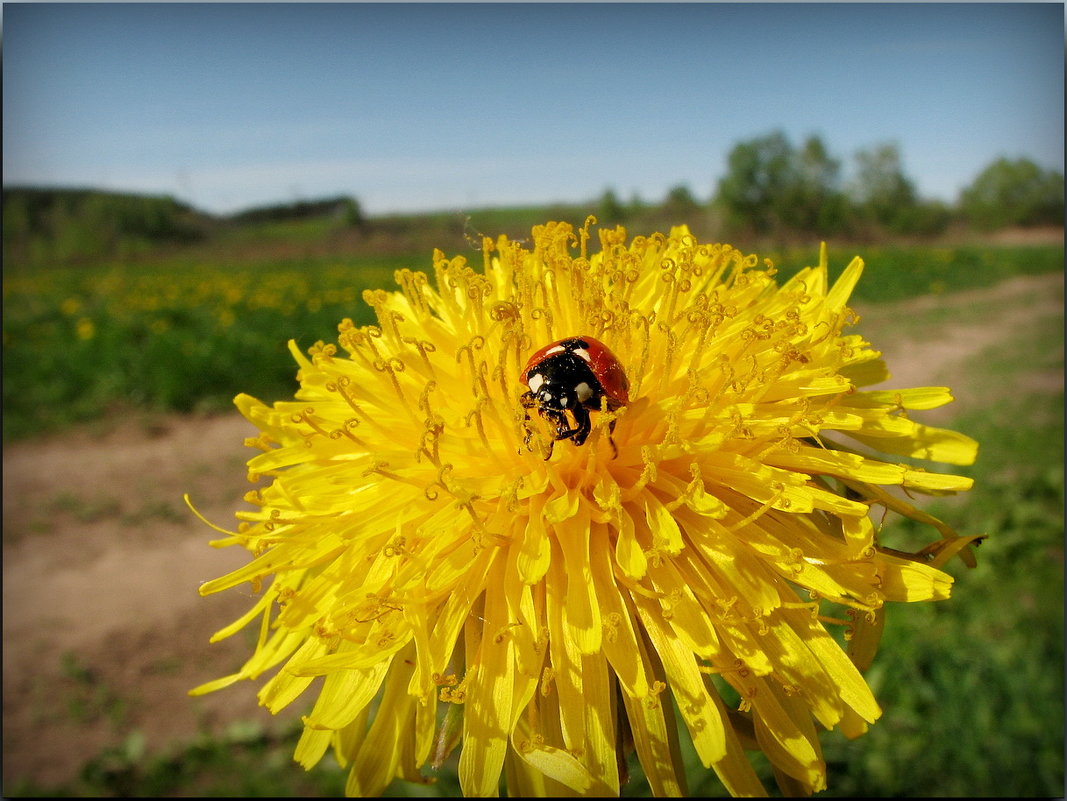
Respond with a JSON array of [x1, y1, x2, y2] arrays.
[[714, 130, 794, 235], [778, 135, 848, 235], [892, 199, 953, 237], [2, 192, 33, 263], [714, 131, 852, 237], [850, 143, 919, 233], [960, 157, 1065, 230], [627, 191, 646, 218], [661, 184, 701, 222], [1, 188, 207, 266], [598, 188, 627, 225], [341, 196, 364, 228]]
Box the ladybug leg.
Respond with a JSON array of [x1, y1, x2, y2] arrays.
[[541, 408, 585, 448], [540, 409, 570, 460], [607, 417, 619, 460], [519, 391, 560, 460], [568, 407, 592, 447], [550, 411, 575, 439], [519, 391, 538, 452]]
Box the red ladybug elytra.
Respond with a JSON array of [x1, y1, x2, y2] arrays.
[[519, 336, 629, 458]]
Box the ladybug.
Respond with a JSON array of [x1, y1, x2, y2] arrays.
[[519, 336, 630, 458]]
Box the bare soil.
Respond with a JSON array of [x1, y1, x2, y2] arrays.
[[2, 271, 1063, 791]]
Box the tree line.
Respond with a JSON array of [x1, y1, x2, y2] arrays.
[[1, 189, 367, 266], [598, 130, 1064, 239], [4, 132, 1061, 266]]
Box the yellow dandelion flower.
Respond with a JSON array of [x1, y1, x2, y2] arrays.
[[75, 316, 96, 340], [190, 220, 981, 797]]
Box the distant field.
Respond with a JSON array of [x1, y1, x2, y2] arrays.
[[2, 239, 1062, 441], [2, 253, 410, 439]]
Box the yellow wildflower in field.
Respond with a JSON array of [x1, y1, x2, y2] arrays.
[[75, 316, 96, 340], [190, 221, 980, 796]]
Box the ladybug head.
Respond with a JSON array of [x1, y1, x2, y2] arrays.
[[525, 366, 596, 414]]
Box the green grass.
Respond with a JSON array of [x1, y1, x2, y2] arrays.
[[815, 394, 1064, 797], [5, 724, 349, 798], [6, 720, 468, 798], [57, 652, 131, 730], [769, 241, 1065, 303], [2, 253, 416, 439]]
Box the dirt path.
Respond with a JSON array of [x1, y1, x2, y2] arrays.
[[1, 414, 311, 789], [854, 271, 1064, 414], [2, 271, 1063, 790]]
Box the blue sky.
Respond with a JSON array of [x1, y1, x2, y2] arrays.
[[3, 2, 1063, 216]]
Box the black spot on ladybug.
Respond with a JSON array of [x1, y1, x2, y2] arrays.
[[519, 336, 629, 459]]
